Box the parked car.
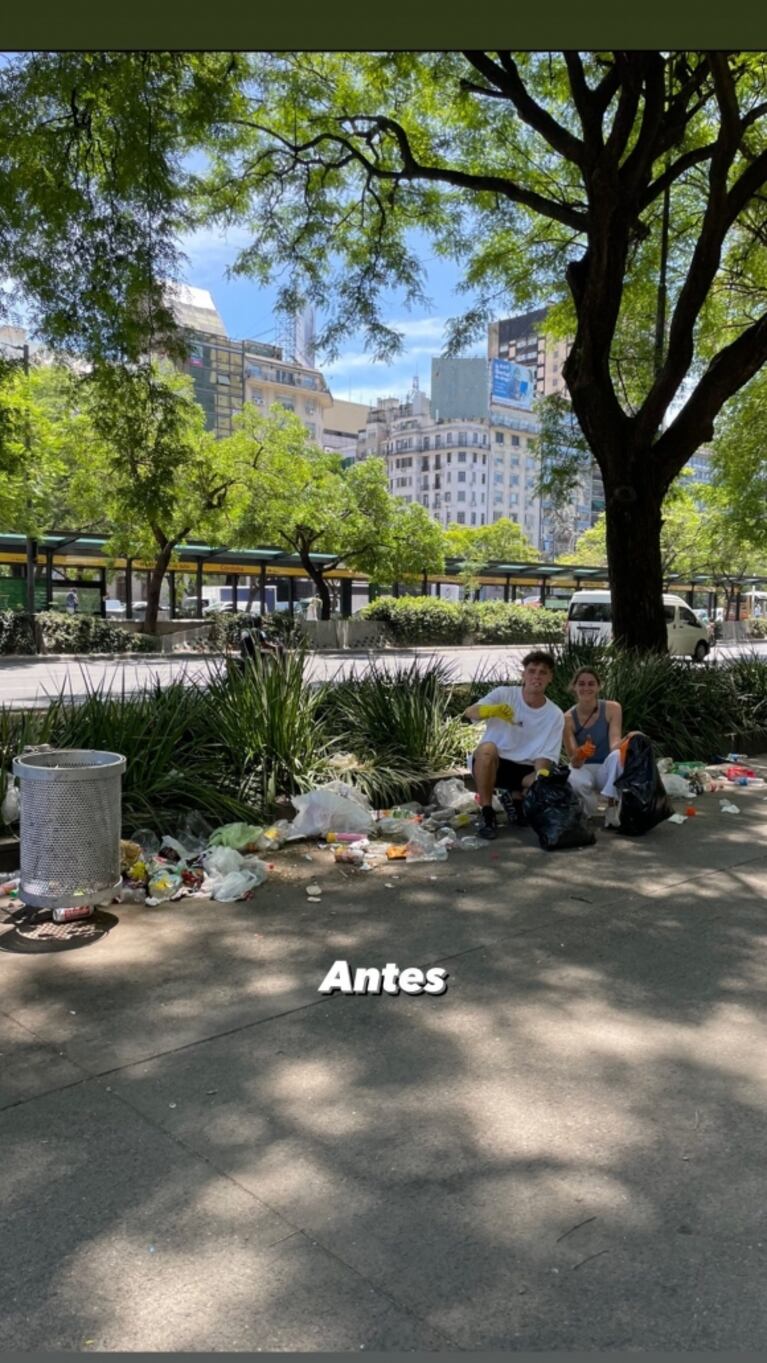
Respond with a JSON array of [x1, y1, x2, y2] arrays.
[[104, 597, 126, 619], [565, 590, 711, 660]]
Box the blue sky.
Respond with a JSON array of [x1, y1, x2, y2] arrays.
[[179, 224, 491, 406]]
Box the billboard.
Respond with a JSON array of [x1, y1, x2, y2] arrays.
[[490, 358, 534, 410]]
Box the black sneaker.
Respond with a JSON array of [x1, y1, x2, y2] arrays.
[[476, 821, 498, 840], [476, 806, 498, 840]]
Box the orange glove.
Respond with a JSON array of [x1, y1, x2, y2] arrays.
[[575, 739, 596, 761]]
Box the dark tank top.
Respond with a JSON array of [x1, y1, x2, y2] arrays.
[[570, 699, 611, 763]]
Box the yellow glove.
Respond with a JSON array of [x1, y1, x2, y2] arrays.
[[478, 702, 516, 723]]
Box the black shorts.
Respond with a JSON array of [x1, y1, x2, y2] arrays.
[[472, 754, 535, 793]]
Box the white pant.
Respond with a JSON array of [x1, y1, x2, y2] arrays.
[[568, 751, 624, 816]]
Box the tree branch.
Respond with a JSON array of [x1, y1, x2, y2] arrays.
[[654, 312, 767, 480], [462, 51, 585, 166]]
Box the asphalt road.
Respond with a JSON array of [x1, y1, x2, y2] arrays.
[[0, 640, 765, 709]]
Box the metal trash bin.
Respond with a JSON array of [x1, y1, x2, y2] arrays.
[[12, 749, 127, 909]]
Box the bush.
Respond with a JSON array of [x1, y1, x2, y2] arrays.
[[36, 611, 138, 655], [547, 643, 739, 759], [0, 610, 36, 655], [748, 616, 767, 639], [360, 595, 469, 645], [360, 595, 566, 646], [199, 649, 337, 817], [472, 601, 565, 645]]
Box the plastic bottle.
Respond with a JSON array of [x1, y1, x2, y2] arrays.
[[326, 831, 368, 844], [52, 904, 94, 923]]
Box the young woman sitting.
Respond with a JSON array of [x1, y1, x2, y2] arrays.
[[564, 667, 624, 820]]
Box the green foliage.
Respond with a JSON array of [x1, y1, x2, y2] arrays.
[[748, 617, 767, 639], [360, 596, 470, 645], [35, 611, 138, 655], [0, 52, 247, 363], [0, 704, 59, 827], [359, 595, 565, 645], [198, 651, 337, 818], [547, 643, 739, 759], [472, 601, 564, 645], [47, 676, 254, 834], [0, 610, 36, 655], [319, 661, 474, 804]]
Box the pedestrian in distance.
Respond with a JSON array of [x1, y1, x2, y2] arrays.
[[462, 650, 565, 840], [65, 588, 79, 614]]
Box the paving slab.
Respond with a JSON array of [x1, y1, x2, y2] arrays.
[[2, 786, 767, 1348], [0, 1081, 447, 1352]]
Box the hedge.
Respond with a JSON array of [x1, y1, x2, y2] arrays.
[[359, 595, 565, 646], [0, 611, 162, 655]]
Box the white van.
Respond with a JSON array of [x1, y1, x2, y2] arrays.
[[565, 590, 711, 660]]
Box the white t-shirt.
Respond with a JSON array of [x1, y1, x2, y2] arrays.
[[474, 685, 564, 764]]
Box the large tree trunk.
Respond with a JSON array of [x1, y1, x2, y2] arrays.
[[144, 543, 173, 634], [603, 468, 667, 651]]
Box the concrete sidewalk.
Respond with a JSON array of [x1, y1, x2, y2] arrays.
[[2, 786, 767, 1351]]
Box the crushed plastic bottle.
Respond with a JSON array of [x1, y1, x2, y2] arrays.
[[456, 835, 485, 850], [404, 827, 449, 862]]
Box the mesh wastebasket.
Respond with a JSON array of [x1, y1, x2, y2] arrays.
[[12, 749, 127, 909]]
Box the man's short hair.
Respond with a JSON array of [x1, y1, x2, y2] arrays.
[[522, 649, 556, 673]]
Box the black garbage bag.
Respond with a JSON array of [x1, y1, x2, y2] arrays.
[[613, 733, 673, 836], [523, 763, 596, 851]]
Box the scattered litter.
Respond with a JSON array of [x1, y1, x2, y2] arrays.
[[720, 800, 740, 814], [290, 785, 374, 839], [208, 822, 264, 852], [668, 813, 687, 824], [168, 1102, 177, 1109], [685, 806, 698, 817], [306, 883, 323, 897]]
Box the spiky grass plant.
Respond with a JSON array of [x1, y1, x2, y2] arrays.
[[45, 671, 255, 834], [320, 660, 474, 804], [199, 649, 338, 819]]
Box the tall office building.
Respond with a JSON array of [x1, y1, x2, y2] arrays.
[[168, 284, 332, 443]]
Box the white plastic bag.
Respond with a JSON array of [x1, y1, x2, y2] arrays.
[[203, 846, 243, 876], [405, 827, 449, 863], [212, 864, 268, 902], [289, 789, 374, 839], [315, 779, 371, 808], [432, 778, 475, 812], [1, 779, 20, 825]]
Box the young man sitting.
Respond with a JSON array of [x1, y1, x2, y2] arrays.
[[462, 650, 565, 841]]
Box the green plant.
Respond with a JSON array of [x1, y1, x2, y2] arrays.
[[46, 674, 255, 833], [472, 601, 565, 645], [548, 643, 738, 759], [198, 649, 338, 818], [36, 611, 137, 655], [727, 652, 767, 733], [320, 660, 474, 804], [0, 704, 59, 828], [360, 595, 469, 645], [0, 610, 36, 655], [748, 617, 767, 639]]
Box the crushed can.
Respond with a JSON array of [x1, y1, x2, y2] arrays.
[[52, 904, 95, 923]]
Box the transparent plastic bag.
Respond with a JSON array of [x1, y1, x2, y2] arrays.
[[1, 779, 20, 825], [131, 828, 161, 858], [290, 789, 374, 839], [432, 778, 475, 812], [376, 816, 419, 841], [660, 773, 693, 798], [212, 864, 268, 902], [203, 846, 243, 876], [147, 869, 182, 902], [405, 827, 449, 862]]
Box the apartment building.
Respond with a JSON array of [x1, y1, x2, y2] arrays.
[[168, 285, 333, 443], [322, 398, 370, 456], [358, 377, 543, 534], [489, 306, 604, 552]]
